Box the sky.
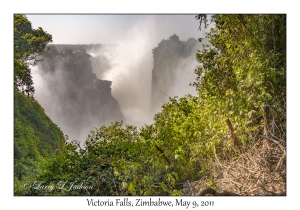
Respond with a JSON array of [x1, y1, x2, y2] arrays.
[[26, 14, 207, 45]]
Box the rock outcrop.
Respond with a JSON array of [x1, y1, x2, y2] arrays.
[[34, 45, 124, 142], [150, 34, 202, 114]]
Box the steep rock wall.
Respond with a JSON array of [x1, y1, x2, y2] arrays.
[[150, 34, 201, 115], [34, 45, 124, 142]]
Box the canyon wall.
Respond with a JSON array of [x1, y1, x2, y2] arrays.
[[33, 45, 124, 142], [150, 34, 203, 115]]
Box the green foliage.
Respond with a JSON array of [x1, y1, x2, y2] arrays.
[[21, 122, 179, 195], [14, 14, 52, 96], [14, 15, 65, 195], [194, 14, 286, 145], [14, 89, 65, 195]]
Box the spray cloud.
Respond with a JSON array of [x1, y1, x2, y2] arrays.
[[32, 15, 203, 142]]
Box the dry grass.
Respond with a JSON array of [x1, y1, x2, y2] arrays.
[[188, 138, 286, 196]]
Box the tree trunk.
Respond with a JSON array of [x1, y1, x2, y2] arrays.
[[263, 103, 270, 137], [226, 118, 242, 151]]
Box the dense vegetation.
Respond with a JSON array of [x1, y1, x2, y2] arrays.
[[14, 14, 52, 96], [14, 89, 65, 195], [14, 14, 286, 196], [14, 14, 65, 195]]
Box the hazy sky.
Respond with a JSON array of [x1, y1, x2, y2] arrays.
[[26, 14, 206, 45]]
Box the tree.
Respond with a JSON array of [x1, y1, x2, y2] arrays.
[[194, 14, 286, 144], [14, 14, 52, 96]]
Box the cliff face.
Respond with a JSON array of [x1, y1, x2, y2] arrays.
[[150, 34, 201, 114], [34, 45, 124, 142]]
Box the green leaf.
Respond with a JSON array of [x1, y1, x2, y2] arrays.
[[128, 182, 136, 192], [160, 182, 169, 192]]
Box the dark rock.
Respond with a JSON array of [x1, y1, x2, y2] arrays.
[[150, 35, 200, 114], [35, 46, 124, 141]]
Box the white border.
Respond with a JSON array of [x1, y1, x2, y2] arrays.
[[1, 1, 298, 209]]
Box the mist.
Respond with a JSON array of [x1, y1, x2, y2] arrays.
[[87, 17, 160, 125], [31, 15, 205, 142]]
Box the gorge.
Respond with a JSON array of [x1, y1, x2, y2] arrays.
[[32, 35, 204, 142]]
